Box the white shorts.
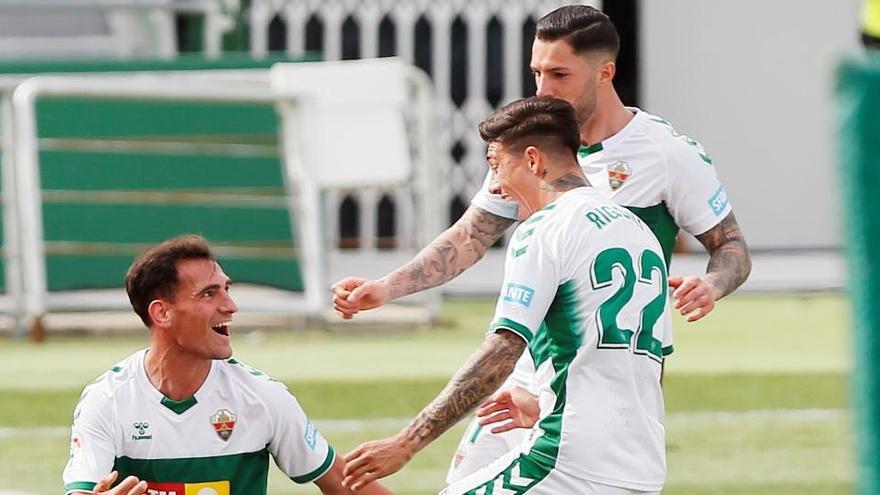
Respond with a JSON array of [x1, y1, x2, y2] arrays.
[[447, 360, 536, 484], [441, 447, 661, 495], [446, 419, 529, 484]]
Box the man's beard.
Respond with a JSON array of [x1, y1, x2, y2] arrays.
[[573, 94, 597, 130]]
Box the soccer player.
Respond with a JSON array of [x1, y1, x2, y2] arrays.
[[332, 4, 751, 484], [342, 96, 672, 494], [62, 235, 390, 495]]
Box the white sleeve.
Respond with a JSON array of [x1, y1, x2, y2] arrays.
[[469, 170, 520, 220], [488, 221, 561, 342], [62, 386, 116, 494], [265, 382, 335, 484], [664, 140, 733, 236]]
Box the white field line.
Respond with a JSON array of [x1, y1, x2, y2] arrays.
[[0, 408, 848, 441]]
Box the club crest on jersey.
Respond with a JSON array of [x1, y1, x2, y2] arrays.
[[211, 409, 236, 441], [607, 161, 632, 191]]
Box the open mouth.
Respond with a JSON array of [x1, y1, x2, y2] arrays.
[[211, 321, 231, 337]]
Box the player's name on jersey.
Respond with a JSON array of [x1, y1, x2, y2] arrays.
[[585, 204, 645, 231]]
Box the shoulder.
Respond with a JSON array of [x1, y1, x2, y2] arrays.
[[74, 350, 144, 423], [219, 358, 297, 404], [636, 110, 714, 168], [79, 351, 143, 403]]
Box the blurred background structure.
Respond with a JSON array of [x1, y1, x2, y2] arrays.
[[0, 0, 864, 334]]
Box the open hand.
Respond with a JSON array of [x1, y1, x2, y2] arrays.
[[476, 386, 540, 434], [343, 434, 414, 491], [92, 471, 147, 495], [668, 275, 720, 322]]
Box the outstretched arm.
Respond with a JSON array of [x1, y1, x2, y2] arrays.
[[341, 330, 526, 489], [313, 457, 392, 495], [332, 205, 514, 318], [669, 212, 751, 322]]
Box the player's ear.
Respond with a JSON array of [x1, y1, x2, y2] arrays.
[[148, 299, 173, 328], [598, 59, 616, 85], [524, 146, 545, 178]]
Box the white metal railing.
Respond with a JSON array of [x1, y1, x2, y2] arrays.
[[249, 0, 595, 239], [3, 62, 438, 332]]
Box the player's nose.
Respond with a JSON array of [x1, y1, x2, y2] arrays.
[[535, 79, 554, 97], [488, 179, 502, 196], [220, 292, 238, 314]]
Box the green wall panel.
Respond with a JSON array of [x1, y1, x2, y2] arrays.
[[46, 255, 302, 293], [40, 151, 284, 191], [0, 55, 318, 295]]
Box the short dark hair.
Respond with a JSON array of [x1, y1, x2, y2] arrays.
[[536, 5, 619, 58], [478, 96, 581, 158], [125, 234, 216, 327]]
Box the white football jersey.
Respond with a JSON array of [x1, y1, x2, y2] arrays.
[[489, 188, 673, 491], [471, 107, 733, 264], [62, 350, 334, 495]]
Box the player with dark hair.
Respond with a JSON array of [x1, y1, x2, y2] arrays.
[[63, 235, 390, 495], [342, 96, 672, 494], [333, 4, 751, 483]]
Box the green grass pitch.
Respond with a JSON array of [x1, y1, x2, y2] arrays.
[[0, 293, 852, 494]]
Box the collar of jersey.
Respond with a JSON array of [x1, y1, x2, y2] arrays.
[[136, 348, 219, 416], [593, 106, 646, 153]]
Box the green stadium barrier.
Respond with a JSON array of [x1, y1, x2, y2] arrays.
[[0, 54, 318, 294], [838, 55, 880, 495]]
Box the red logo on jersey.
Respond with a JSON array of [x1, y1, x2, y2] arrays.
[[211, 409, 236, 441], [607, 161, 632, 191], [146, 481, 230, 495], [145, 482, 184, 495]]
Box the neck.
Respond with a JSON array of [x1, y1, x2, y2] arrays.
[[535, 167, 589, 207], [580, 90, 634, 146], [144, 341, 211, 401]]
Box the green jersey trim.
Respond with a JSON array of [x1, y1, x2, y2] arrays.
[[64, 481, 96, 493], [578, 143, 603, 157], [114, 448, 270, 493], [662, 345, 674, 356], [529, 281, 584, 465], [490, 318, 534, 343], [624, 202, 678, 266], [291, 446, 335, 484], [469, 424, 484, 444], [160, 395, 198, 414]]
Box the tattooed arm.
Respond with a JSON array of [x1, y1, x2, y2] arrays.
[[341, 330, 526, 489], [332, 205, 515, 319], [668, 212, 751, 322]]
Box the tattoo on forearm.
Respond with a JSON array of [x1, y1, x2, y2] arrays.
[[403, 331, 525, 451], [540, 172, 590, 192], [386, 207, 514, 300], [696, 212, 751, 298]]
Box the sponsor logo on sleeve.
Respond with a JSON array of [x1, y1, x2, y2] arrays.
[[67, 431, 83, 468], [304, 419, 318, 450], [708, 185, 729, 217], [503, 284, 535, 308]]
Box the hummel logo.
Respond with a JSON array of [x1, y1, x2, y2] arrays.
[[132, 421, 152, 441]]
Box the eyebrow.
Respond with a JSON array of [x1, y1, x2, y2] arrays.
[[194, 279, 231, 297], [531, 65, 570, 72]]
